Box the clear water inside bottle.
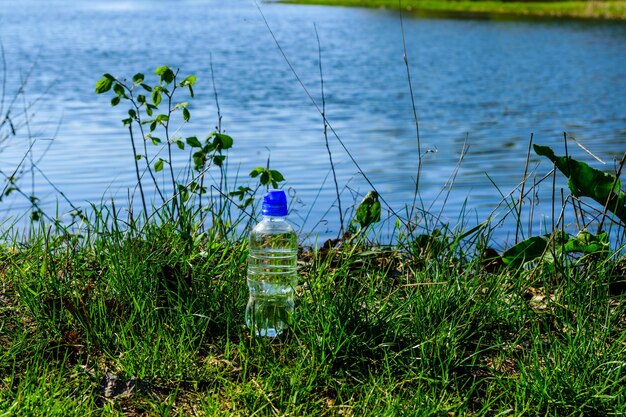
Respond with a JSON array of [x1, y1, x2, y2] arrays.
[[246, 230, 297, 337]]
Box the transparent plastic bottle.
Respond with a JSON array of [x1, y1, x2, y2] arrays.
[[246, 189, 298, 337]]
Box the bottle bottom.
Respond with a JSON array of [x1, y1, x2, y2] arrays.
[[245, 294, 294, 337]]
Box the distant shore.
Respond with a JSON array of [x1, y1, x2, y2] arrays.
[[278, 0, 626, 21]]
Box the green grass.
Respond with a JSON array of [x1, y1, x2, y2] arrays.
[[1, 207, 624, 416], [279, 0, 626, 21]]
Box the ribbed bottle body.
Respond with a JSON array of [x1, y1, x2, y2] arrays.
[[246, 217, 297, 337]]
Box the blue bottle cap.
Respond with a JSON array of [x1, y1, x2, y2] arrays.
[[262, 189, 288, 216]]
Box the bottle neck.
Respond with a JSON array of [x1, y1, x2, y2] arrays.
[[262, 215, 287, 221]]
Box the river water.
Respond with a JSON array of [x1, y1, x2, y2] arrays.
[[1, 0, 625, 244]]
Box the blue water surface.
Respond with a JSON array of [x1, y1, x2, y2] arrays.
[[0, 0, 625, 245]]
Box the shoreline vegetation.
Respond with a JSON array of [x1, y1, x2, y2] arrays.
[[1, 60, 625, 415], [278, 0, 626, 21]]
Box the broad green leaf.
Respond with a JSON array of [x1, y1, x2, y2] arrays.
[[110, 96, 120, 106], [186, 136, 202, 148], [183, 107, 190, 122], [95, 76, 113, 94], [260, 171, 270, 185], [176, 140, 185, 150], [149, 121, 157, 132], [151, 136, 161, 145], [213, 133, 233, 151], [501, 235, 549, 267], [534, 144, 626, 224], [128, 109, 136, 119], [564, 230, 609, 254], [135, 155, 143, 161], [154, 159, 164, 172], [137, 94, 146, 104], [141, 83, 153, 92]]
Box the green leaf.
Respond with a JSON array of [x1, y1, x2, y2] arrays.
[[155, 66, 175, 84], [260, 171, 270, 185], [534, 144, 626, 224], [151, 136, 162, 145], [113, 83, 125, 97], [179, 75, 197, 97], [193, 155, 205, 171], [250, 167, 264, 178], [564, 230, 609, 254], [122, 118, 132, 126], [110, 96, 120, 106], [154, 159, 164, 172], [155, 114, 169, 124], [132, 73, 144, 85], [145, 104, 154, 117], [501, 235, 549, 267], [213, 155, 226, 167], [269, 170, 285, 182], [183, 107, 190, 122], [137, 94, 146, 104], [152, 90, 162, 106], [128, 109, 137, 119], [213, 133, 233, 151], [141, 83, 153, 92], [355, 191, 381, 229], [179, 75, 196, 87], [149, 121, 157, 132], [229, 186, 253, 201], [95, 76, 113, 94], [135, 155, 143, 161], [180, 188, 189, 203], [176, 140, 185, 150], [186, 136, 202, 148]]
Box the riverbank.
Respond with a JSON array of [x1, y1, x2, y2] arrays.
[[1, 209, 625, 415], [279, 0, 626, 20]]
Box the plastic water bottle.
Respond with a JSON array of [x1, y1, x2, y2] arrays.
[[246, 189, 298, 337]]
